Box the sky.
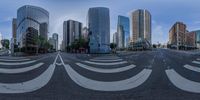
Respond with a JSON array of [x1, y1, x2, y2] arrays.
[[1, 0, 200, 46]]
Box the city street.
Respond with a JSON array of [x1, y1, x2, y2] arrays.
[[0, 49, 200, 100]]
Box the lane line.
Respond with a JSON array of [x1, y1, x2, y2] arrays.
[[0, 64, 55, 93], [64, 64, 152, 91], [0, 63, 44, 74], [192, 61, 200, 65], [90, 59, 123, 62], [76, 63, 136, 73], [166, 69, 200, 93], [84, 61, 127, 66]]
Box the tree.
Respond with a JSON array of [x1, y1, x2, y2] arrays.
[[1, 39, 10, 49], [110, 43, 117, 50]]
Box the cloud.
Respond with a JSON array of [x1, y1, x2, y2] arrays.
[[152, 25, 168, 44]]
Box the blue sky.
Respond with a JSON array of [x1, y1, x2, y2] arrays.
[[0, 0, 200, 45]]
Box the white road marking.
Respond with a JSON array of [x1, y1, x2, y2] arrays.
[[0, 64, 55, 93], [183, 64, 200, 73], [0, 59, 30, 62], [0, 63, 44, 74], [0, 53, 60, 93], [56, 63, 62, 66], [0, 60, 37, 65], [90, 59, 123, 62], [0, 57, 27, 59], [76, 63, 136, 73], [166, 69, 200, 93], [192, 61, 200, 64], [64, 64, 152, 91], [93, 56, 120, 60], [84, 61, 127, 65]]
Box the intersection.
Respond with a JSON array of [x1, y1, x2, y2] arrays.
[[0, 49, 200, 100]]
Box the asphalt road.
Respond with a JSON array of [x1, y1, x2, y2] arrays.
[[0, 48, 200, 100]]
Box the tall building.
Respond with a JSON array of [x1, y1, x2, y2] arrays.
[[131, 9, 151, 44], [117, 15, 130, 49], [82, 27, 89, 41], [113, 32, 117, 44], [63, 20, 82, 49], [194, 30, 200, 49], [0, 32, 2, 48], [48, 37, 56, 50], [11, 18, 17, 54], [12, 18, 17, 44], [88, 7, 110, 53], [16, 5, 49, 53], [169, 22, 186, 49], [52, 33, 58, 51]]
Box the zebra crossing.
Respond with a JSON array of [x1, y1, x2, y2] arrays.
[[0, 55, 54, 93], [64, 55, 152, 91], [166, 58, 200, 93]]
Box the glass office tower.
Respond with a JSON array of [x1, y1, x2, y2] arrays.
[[195, 30, 200, 49], [17, 5, 49, 53], [117, 15, 130, 49], [88, 7, 110, 53]]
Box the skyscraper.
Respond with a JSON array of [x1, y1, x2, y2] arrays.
[[63, 20, 82, 49], [16, 5, 49, 53], [131, 9, 151, 44], [88, 7, 110, 53], [117, 15, 130, 49], [82, 27, 89, 41], [194, 30, 200, 49], [52, 33, 58, 51], [113, 32, 117, 44], [12, 18, 17, 44]]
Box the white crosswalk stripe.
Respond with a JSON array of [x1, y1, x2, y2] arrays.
[[90, 59, 123, 62], [0, 64, 55, 93], [0, 58, 30, 62], [58, 54, 152, 91], [183, 64, 200, 73], [166, 69, 200, 93], [192, 61, 200, 65], [0, 60, 37, 65], [76, 63, 136, 73], [64, 64, 152, 91], [0, 63, 44, 74], [84, 60, 127, 65]]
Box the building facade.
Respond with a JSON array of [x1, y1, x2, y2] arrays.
[[82, 27, 89, 41], [12, 18, 17, 44], [16, 5, 49, 53], [88, 7, 110, 53], [63, 20, 82, 49], [131, 9, 151, 44], [195, 30, 200, 49], [48, 37, 56, 50], [117, 15, 130, 49], [113, 32, 117, 44], [169, 22, 187, 49], [52, 33, 58, 51], [0, 32, 2, 48], [185, 31, 196, 48]]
